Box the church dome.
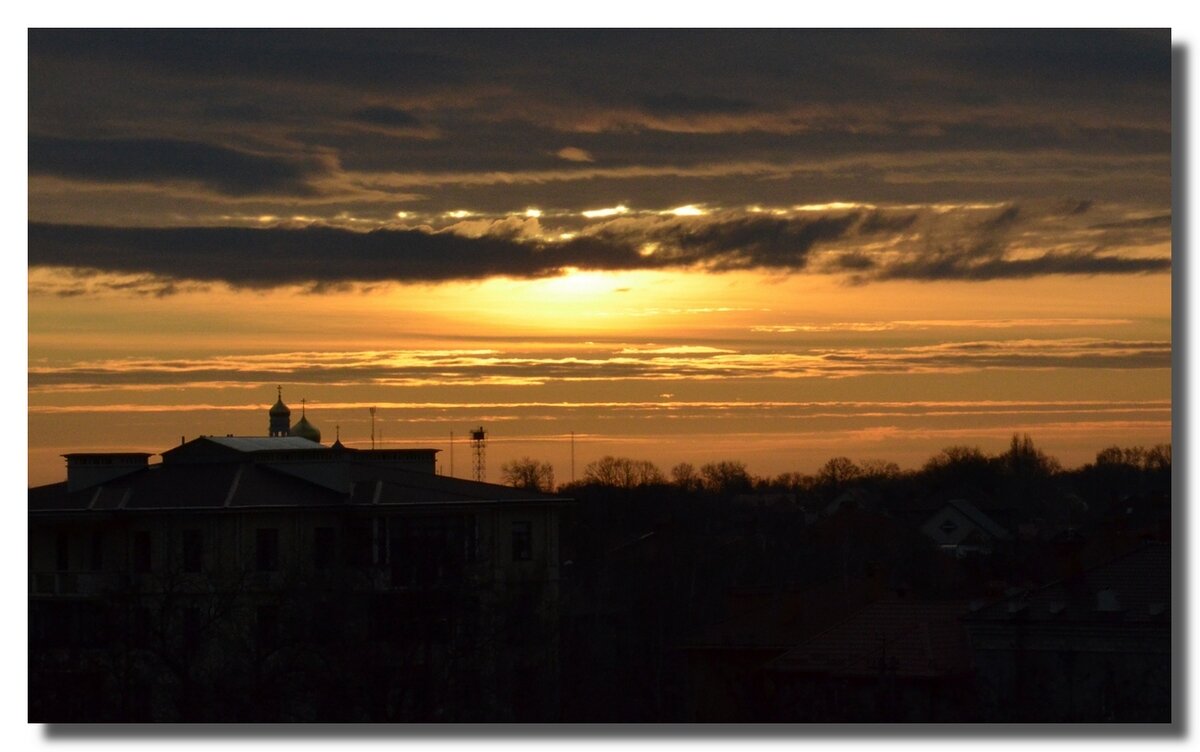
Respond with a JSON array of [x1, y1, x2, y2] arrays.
[[268, 386, 291, 437], [290, 415, 321, 443], [269, 395, 291, 417]]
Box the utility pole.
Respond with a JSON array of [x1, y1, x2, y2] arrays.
[[450, 430, 455, 477], [369, 406, 376, 450], [571, 431, 575, 483]]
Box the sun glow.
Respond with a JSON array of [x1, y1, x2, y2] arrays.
[[541, 268, 616, 297], [581, 204, 629, 219]]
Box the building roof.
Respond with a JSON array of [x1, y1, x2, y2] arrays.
[[682, 579, 880, 650], [197, 436, 324, 452], [965, 542, 1170, 625], [769, 599, 973, 678], [940, 499, 1010, 540], [30, 436, 566, 513]]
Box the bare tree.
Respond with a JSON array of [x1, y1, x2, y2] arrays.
[[699, 460, 752, 494], [671, 462, 703, 492], [582, 456, 665, 488], [501, 457, 555, 492]]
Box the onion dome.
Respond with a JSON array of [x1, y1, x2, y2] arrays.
[[290, 416, 321, 443], [290, 399, 321, 443], [269, 388, 291, 417], [268, 386, 291, 437]]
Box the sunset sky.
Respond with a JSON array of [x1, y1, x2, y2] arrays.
[[26, 29, 1173, 487]]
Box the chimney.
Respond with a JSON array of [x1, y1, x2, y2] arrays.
[[63, 453, 151, 492]]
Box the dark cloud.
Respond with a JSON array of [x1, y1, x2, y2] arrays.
[[350, 106, 422, 128], [981, 206, 1020, 229], [858, 211, 918, 235], [1063, 199, 1093, 216], [26, 215, 852, 288], [946, 29, 1170, 89], [28, 213, 1171, 292], [637, 94, 758, 115], [28, 136, 326, 197], [28, 29, 463, 91], [830, 252, 876, 271], [27, 30, 1172, 221], [647, 214, 859, 271], [1090, 214, 1173, 230], [870, 249, 1171, 283]]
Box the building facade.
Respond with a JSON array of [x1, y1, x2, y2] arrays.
[[29, 394, 569, 721]]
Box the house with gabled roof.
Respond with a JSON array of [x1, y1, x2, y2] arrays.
[[920, 499, 1010, 557]]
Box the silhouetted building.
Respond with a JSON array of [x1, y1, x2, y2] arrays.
[[963, 542, 1170, 722], [29, 393, 569, 721], [921, 499, 1011, 558], [768, 598, 976, 722]]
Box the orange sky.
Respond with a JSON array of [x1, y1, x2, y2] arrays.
[[26, 31, 1172, 486]]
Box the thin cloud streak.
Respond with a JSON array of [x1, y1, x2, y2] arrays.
[[28, 399, 1171, 417], [27, 338, 1172, 393]]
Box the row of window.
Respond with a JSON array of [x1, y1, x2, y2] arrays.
[[48, 519, 535, 575]]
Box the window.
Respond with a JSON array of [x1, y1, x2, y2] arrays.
[[55, 532, 70, 572], [310, 601, 338, 645], [256, 528, 279, 572], [182, 606, 202, 648], [256, 604, 280, 653], [511, 521, 533, 561], [133, 531, 152, 573], [313, 526, 335, 570], [389, 516, 473, 587], [89, 531, 104, 572], [182, 529, 203, 573]]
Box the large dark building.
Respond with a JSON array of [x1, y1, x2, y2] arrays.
[[29, 391, 570, 721]]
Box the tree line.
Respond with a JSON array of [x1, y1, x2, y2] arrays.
[[502, 434, 1171, 513]]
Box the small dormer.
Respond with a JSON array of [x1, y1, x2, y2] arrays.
[[63, 452, 151, 492]]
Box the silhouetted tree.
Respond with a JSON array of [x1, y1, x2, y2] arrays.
[[859, 459, 901, 480], [583, 456, 665, 488], [772, 472, 814, 494], [501, 457, 555, 492], [921, 445, 996, 500], [815, 456, 861, 502], [671, 462, 703, 493], [699, 460, 752, 495]]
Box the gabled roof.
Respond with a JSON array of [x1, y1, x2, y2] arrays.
[[769, 599, 973, 678], [965, 542, 1170, 625], [927, 499, 1010, 541]]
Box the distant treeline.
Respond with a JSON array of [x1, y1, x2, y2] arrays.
[[503, 434, 1170, 509]]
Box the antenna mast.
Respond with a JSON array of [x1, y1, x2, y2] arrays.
[[369, 406, 377, 450]]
